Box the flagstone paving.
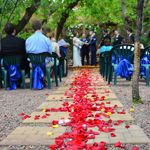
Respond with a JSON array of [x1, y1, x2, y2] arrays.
[[37, 100, 123, 110], [89, 111, 134, 122], [23, 112, 69, 124], [46, 95, 73, 101], [0, 68, 149, 148], [88, 125, 150, 144], [0, 126, 66, 145]]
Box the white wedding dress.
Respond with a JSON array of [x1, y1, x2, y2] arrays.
[[73, 37, 83, 66]]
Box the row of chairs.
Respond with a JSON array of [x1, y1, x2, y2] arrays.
[[99, 44, 150, 86], [0, 51, 68, 90]]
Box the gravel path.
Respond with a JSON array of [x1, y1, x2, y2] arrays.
[[0, 75, 150, 150], [111, 78, 150, 150]]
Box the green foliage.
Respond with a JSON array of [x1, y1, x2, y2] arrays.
[[0, 0, 149, 44]]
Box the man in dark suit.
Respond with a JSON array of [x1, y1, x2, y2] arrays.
[[1, 23, 26, 69], [99, 29, 111, 47], [81, 33, 90, 65], [113, 30, 123, 46], [89, 30, 97, 66], [127, 29, 135, 44]]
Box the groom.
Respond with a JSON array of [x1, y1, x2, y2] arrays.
[[89, 30, 97, 66]]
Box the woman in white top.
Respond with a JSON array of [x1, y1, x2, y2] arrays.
[[73, 32, 84, 66]]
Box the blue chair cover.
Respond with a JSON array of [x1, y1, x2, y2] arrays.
[[115, 59, 133, 78], [140, 56, 150, 77], [32, 64, 45, 90], [6, 64, 21, 90]]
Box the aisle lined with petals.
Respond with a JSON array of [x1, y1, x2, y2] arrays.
[[0, 68, 149, 149]]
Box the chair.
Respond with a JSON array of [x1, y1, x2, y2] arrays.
[[27, 53, 52, 89], [0, 56, 3, 88], [99, 51, 111, 81], [60, 50, 68, 77], [141, 46, 150, 86], [108, 44, 134, 85], [1, 54, 26, 89], [51, 52, 62, 86]]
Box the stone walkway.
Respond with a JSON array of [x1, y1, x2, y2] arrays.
[[0, 68, 149, 149]]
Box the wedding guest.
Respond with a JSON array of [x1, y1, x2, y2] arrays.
[[113, 30, 123, 46], [26, 20, 52, 54], [81, 33, 90, 65], [127, 29, 135, 44], [99, 29, 111, 47], [49, 32, 61, 57], [1, 23, 27, 89], [89, 30, 97, 66], [58, 39, 70, 57], [1, 23, 26, 69]]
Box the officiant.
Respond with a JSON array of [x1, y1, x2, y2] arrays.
[[89, 30, 97, 66], [81, 33, 90, 65]]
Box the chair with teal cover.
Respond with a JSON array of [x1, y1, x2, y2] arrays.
[[141, 46, 150, 86], [108, 44, 134, 85], [1, 54, 26, 89], [27, 52, 52, 89]]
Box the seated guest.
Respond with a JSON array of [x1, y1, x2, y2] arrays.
[[113, 30, 124, 46], [1, 23, 26, 68], [1, 23, 26, 90], [46, 31, 61, 58], [43, 29, 61, 65], [26, 20, 52, 89], [26, 20, 52, 54], [58, 39, 70, 57]]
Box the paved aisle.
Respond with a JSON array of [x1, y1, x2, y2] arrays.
[[0, 68, 149, 149]]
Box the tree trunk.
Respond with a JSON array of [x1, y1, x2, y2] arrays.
[[132, 0, 144, 102], [15, 0, 41, 35], [56, 0, 80, 41]]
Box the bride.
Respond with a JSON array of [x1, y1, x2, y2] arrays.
[[73, 32, 84, 66]]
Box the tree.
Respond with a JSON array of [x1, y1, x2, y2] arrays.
[[56, 0, 80, 40], [15, 0, 41, 35], [132, 0, 145, 102]]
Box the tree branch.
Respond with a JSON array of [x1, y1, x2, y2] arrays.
[[15, 0, 41, 35], [56, 0, 80, 40]]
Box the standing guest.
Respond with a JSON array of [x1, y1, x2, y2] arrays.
[[26, 20, 52, 54], [113, 30, 123, 46], [89, 30, 97, 66], [127, 29, 135, 44], [81, 33, 90, 65], [99, 29, 111, 47]]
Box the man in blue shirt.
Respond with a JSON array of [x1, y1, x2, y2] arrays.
[[26, 20, 52, 54]]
